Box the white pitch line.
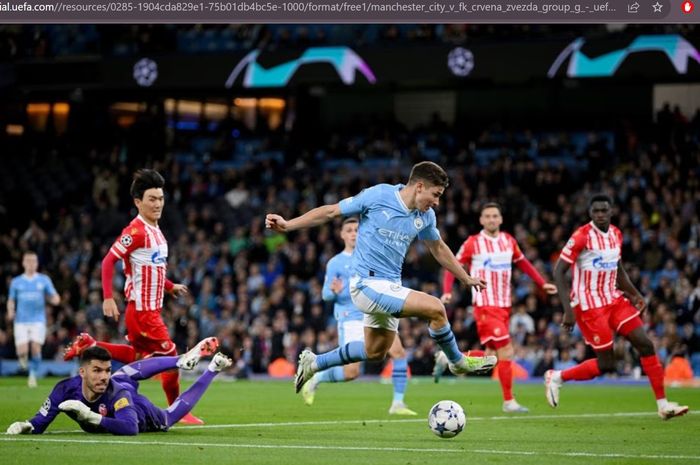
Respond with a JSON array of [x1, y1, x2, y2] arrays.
[[26, 410, 693, 435], [1, 437, 699, 461]]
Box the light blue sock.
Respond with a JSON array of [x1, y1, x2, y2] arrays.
[[316, 341, 367, 371], [429, 324, 462, 364], [29, 354, 42, 377], [316, 366, 346, 384], [392, 357, 408, 403]]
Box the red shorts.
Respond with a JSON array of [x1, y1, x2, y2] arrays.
[[473, 306, 511, 350], [574, 296, 643, 352], [124, 301, 176, 359]]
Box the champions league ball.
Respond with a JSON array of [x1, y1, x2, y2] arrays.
[[133, 58, 158, 87], [428, 400, 466, 438]]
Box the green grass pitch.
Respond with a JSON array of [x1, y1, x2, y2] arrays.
[[1, 376, 698, 464]]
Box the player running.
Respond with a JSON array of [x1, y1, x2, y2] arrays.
[[266, 161, 497, 394], [546, 194, 689, 420], [436, 202, 557, 413], [63, 169, 203, 424], [302, 218, 416, 415]]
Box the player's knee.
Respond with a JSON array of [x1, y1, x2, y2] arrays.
[[365, 347, 388, 362], [425, 298, 447, 323], [345, 364, 361, 380], [390, 346, 406, 359], [635, 338, 655, 357]]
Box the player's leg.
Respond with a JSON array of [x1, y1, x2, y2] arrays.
[[400, 290, 496, 375], [163, 353, 232, 427], [545, 306, 611, 408], [496, 341, 528, 413], [387, 333, 416, 415], [622, 321, 688, 419], [14, 323, 29, 371], [63, 331, 137, 363], [303, 320, 363, 405]]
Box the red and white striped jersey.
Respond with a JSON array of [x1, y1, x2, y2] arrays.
[[109, 215, 168, 311], [455, 231, 524, 308], [559, 222, 623, 311]]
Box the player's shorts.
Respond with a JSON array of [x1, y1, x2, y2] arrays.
[[473, 306, 511, 350], [13, 322, 46, 345], [124, 301, 176, 359], [349, 276, 411, 332], [338, 319, 364, 345], [574, 296, 643, 351]]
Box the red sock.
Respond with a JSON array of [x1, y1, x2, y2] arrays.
[[96, 342, 136, 364], [561, 358, 601, 382], [640, 355, 665, 400], [497, 360, 513, 401], [465, 350, 486, 357], [161, 369, 180, 405]]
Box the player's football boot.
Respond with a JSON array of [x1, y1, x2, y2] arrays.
[[177, 337, 219, 370], [544, 369, 562, 408], [294, 349, 318, 393], [448, 353, 497, 375], [208, 352, 233, 372], [432, 350, 449, 383], [388, 401, 418, 416], [27, 373, 37, 388], [178, 412, 205, 425], [658, 402, 689, 420], [301, 376, 318, 406], [63, 333, 97, 361], [502, 399, 529, 413]]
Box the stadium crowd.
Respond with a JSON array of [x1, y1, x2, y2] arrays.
[[0, 105, 699, 380]]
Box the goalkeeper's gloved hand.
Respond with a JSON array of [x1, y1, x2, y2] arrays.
[[6, 421, 34, 435], [59, 400, 102, 426]]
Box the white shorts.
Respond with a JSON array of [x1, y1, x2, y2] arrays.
[[14, 322, 46, 346], [349, 276, 411, 332], [338, 319, 364, 345]]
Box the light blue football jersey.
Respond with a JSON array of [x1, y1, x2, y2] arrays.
[[9, 274, 58, 323], [322, 251, 363, 322], [338, 183, 440, 281]]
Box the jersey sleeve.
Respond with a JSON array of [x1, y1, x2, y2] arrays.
[[455, 237, 475, 266], [559, 229, 587, 264], [322, 257, 340, 302], [43, 276, 58, 298], [417, 209, 440, 241], [109, 226, 145, 260], [339, 185, 381, 216], [28, 381, 68, 434], [8, 278, 18, 301], [99, 391, 139, 436], [509, 234, 525, 263]]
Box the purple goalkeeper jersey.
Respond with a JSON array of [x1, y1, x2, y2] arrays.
[[28, 375, 168, 435]]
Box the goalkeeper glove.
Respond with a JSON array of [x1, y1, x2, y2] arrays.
[[59, 400, 102, 426], [6, 421, 34, 435]]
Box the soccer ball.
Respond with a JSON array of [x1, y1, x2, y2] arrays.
[[428, 400, 466, 438]]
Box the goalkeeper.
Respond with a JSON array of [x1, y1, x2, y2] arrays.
[[6, 340, 228, 436]]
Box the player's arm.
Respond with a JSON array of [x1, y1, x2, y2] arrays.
[[321, 258, 340, 302], [45, 277, 60, 306], [6, 279, 17, 323], [441, 238, 473, 304], [8, 382, 66, 434], [99, 394, 139, 436], [266, 204, 342, 233], [426, 238, 486, 291], [102, 230, 145, 321], [553, 258, 575, 332], [617, 262, 647, 313]]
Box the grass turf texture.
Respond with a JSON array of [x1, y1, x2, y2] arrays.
[[1, 376, 698, 465]]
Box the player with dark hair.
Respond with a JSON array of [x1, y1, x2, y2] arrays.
[[546, 194, 689, 420], [6, 338, 228, 435], [266, 161, 496, 394], [63, 169, 210, 425], [437, 202, 557, 413]]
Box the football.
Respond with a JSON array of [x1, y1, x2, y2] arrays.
[[428, 400, 466, 438]]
